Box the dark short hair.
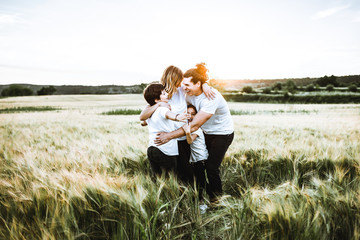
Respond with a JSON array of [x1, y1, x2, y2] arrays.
[[143, 83, 164, 106], [187, 104, 197, 113]]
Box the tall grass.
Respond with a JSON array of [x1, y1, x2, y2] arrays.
[[230, 109, 316, 115], [0, 106, 60, 114], [1, 96, 359, 239], [102, 108, 142, 115]]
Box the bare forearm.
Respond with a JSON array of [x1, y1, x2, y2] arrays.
[[139, 104, 158, 121], [170, 127, 186, 140], [172, 122, 200, 141], [155, 111, 212, 146], [165, 112, 178, 121], [186, 132, 193, 144], [190, 122, 201, 133], [189, 110, 212, 133]]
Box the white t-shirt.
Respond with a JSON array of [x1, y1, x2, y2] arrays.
[[189, 128, 208, 163], [146, 107, 178, 156], [187, 89, 234, 135], [168, 87, 187, 141]]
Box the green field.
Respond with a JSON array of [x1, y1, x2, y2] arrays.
[[1, 95, 360, 239]]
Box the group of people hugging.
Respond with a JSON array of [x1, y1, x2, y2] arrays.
[[140, 63, 234, 210]]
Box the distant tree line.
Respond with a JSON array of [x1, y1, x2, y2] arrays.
[[1, 85, 34, 97], [239, 75, 358, 95], [37, 86, 56, 95], [224, 93, 360, 104], [1, 74, 358, 98], [0, 83, 149, 97], [1, 85, 57, 97]]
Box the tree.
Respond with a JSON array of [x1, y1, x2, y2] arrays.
[[262, 87, 272, 94], [316, 75, 339, 87], [305, 84, 315, 92], [326, 84, 334, 91], [242, 86, 253, 93], [284, 80, 297, 93], [37, 86, 57, 95], [272, 82, 282, 91], [1, 85, 33, 97], [348, 84, 358, 92]]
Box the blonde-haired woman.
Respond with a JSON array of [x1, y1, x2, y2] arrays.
[[140, 65, 215, 184]]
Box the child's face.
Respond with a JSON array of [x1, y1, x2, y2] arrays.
[[158, 90, 169, 103], [187, 107, 197, 122]]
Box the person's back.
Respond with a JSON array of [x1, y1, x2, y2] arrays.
[[147, 107, 178, 156]]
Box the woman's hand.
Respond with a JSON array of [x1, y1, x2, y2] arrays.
[[202, 83, 216, 100], [176, 113, 191, 123], [182, 123, 191, 134]]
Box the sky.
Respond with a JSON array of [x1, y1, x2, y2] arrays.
[[1, 0, 360, 86]]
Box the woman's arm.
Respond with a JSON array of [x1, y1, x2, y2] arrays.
[[202, 83, 216, 100], [139, 102, 170, 121], [178, 84, 215, 100], [165, 111, 190, 122]]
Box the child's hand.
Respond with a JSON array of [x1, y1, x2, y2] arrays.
[[177, 113, 191, 122], [182, 122, 191, 134]]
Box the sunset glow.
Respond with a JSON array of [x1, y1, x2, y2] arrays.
[[1, 0, 360, 85]]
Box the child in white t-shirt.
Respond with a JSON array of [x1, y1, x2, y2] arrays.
[[143, 83, 189, 178], [182, 104, 208, 202]]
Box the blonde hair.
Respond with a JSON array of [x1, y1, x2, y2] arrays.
[[161, 66, 183, 99]]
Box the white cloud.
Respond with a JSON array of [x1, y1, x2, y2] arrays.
[[313, 5, 351, 19], [0, 13, 24, 25], [1, 1, 359, 85], [353, 14, 360, 22]]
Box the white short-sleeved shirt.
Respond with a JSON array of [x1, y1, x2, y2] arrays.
[[168, 87, 187, 141], [187, 89, 234, 135], [189, 128, 208, 163], [146, 107, 178, 156]]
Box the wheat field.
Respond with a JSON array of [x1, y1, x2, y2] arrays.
[[1, 95, 360, 239]]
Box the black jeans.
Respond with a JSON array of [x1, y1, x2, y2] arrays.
[[192, 160, 206, 200], [147, 146, 177, 178], [176, 140, 193, 184], [204, 132, 234, 202]]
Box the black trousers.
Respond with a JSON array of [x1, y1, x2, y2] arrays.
[[204, 132, 234, 201], [147, 146, 177, 178], [192, 160, 206, 200], [176, 140, 193, 184]]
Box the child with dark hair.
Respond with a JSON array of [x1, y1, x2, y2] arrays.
[[143, 83, 190, 178], [182, 104, 209, 213]]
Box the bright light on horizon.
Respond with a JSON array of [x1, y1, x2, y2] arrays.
[[1, 0, 360, 85]]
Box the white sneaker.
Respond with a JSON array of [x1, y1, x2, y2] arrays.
[[199, 204, 208, 214]]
